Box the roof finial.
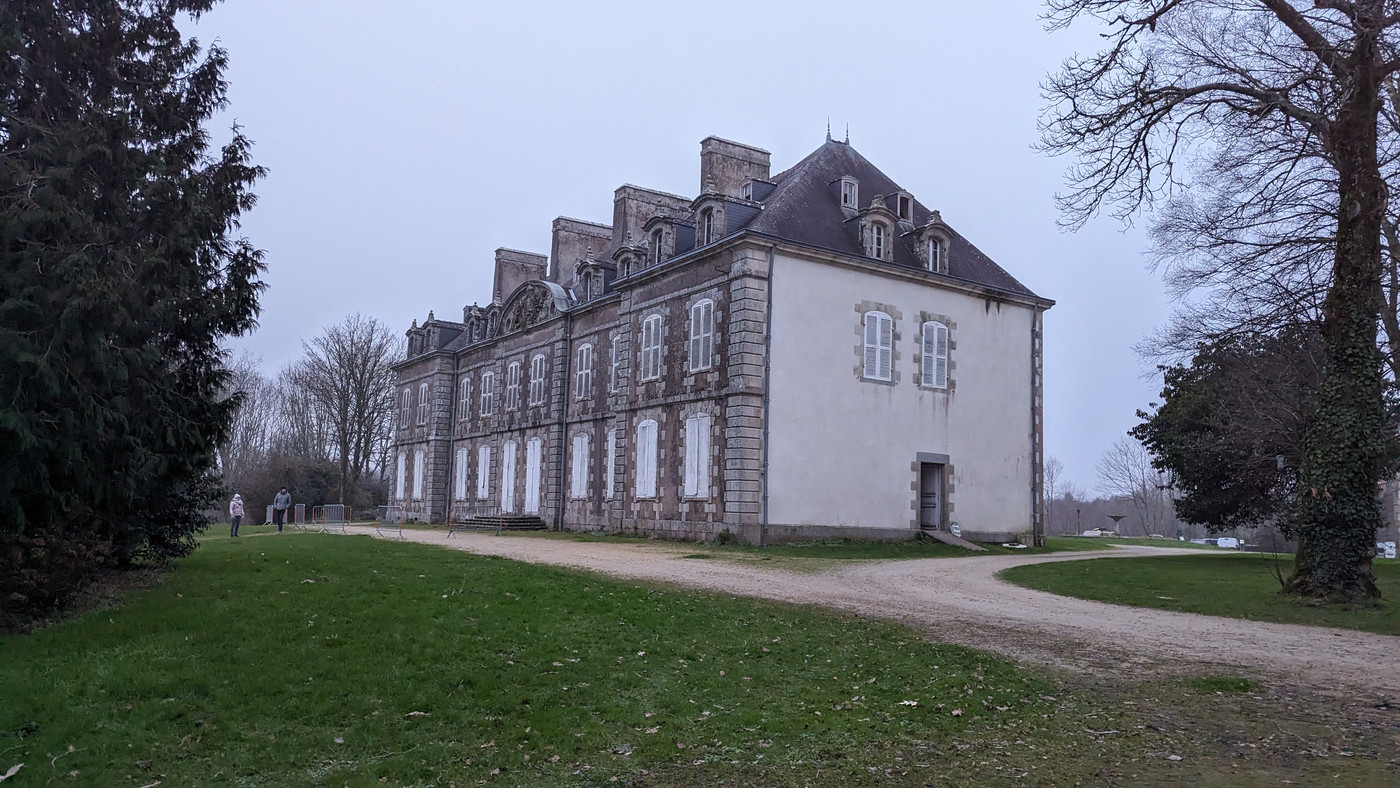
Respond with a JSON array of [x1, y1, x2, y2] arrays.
[[427, 310, 435, 322], [585, 244, 594, 262], [826, 118, 832, 142], [844, 124, 849, 144]]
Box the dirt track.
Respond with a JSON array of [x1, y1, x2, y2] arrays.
[[341, 527, 1400, 698]]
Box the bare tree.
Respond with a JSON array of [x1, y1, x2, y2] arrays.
[[298, 314, 399, 504], [1044, 456, 1065, 531], [1042, 0, 1398, 600], [218, 352, 275, 487], [273, 364, 334, 462], [1096, 436, 1174, 535]]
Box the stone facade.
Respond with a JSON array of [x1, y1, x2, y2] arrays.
[[390, 135, 1053, 544]]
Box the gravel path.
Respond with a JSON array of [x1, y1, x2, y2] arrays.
[[342, 526, 1400, 696]]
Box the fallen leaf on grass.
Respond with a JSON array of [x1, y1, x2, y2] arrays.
[[0, 764, 23, 782], [334, 737, 344, 744], [645, 727, 660, 734], [899, 700, 918, 707], [952, 709, 964, 716], [301, 579, 314, 584], [549, 755, 560, 763], [404, 711, 429, 718]]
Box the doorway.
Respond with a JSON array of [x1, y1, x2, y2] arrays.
[[919, 462, 945, 530]]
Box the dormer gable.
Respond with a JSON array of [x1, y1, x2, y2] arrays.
[[855, 194, 898, 262], [913, 210, 952, 274]]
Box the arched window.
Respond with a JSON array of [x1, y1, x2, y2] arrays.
[[922, 321, 949, 389], [529, 354, 546, 406], [689, 299, 714, 372], [417, 382, 429, 424], [651, 228, 665, 265], [576, 343, 594, 398], [927, 238, 944, 273], [501, 440, 517, 512], [699, 208, 715, 246], [863, 311, 893, 381], [871, 223, 886, 259], [400, 388, 413, 427], [640, 315, 663, 380], [635, 419, 658, 498], [476, 444, 491, 499]]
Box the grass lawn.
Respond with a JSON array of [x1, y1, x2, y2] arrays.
[[4, 534, 1396, 785], [1000, 553, 1400, 635]]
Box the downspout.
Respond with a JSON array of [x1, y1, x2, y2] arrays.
[[1030, 308, 1044, 547], [444, 363, 459, 525], [760, 246, 776, 547], [556, 310, 573, 531]]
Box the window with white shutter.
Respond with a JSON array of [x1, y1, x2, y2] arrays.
[[529, 354, 546, 405], [570, 433, 589, 499], [400, 388, 413, 427], [605, 428, 617, 499], [635, 419, 658, 498], [524, 438, 542, 514], [417, 382, 429, 424], [683, 414, 711, 498], [480, 371, 495, 415], [922, 321, 949, 389], [395, 452, 406, 499], [454, 447, 469, 500], [576, 343, 593, 398], [458, 375, 471, 419], [412, 449, 425, 500], [689, 300, 714, 372], [501, 441, 517, 512], [476, 445, 491, 499], [863, 311, 893, 381], [640, 315, 662, 380], [610, 335, 622, 391], [505, 362, 522, 410]]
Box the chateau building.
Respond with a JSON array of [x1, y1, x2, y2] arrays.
[[389, 135, 1052, 543]]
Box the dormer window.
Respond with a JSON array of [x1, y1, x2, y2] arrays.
[[897, 193, 912, 221], [699, 208, 715, 246], [872, 223, 886, 259], [740, 179, 753, 201], [651, 228, 664, 264], [840, 177, 859, 208], [927, 238, 944, 273]]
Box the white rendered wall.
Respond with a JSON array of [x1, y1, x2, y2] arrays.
[[766, 252, 1036, 535]]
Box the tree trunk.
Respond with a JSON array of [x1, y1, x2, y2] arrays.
[[1288, 0, 1387, 601]]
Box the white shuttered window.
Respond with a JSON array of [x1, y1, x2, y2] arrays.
[[458, 375, 471, 419], [570, 433, 589, 499], [480, 371, 495, 415], [863, 311, 893, 381], [476, 445, 491, 499], [689, 300, 714, 372], [635, 419, 658, 498], [501, 441, 517, 512], [395, 452, 406, 499], [524, 438, 542, 514], [640, 315, 662, 380], [412, 450, 425, 500], [576, 344, 593, 398], [605, 428, 617, 499], [417, 382, 429, 424], [922, 321, 949, 389], [529, 354, 546, 405], [505, 362, 522, 410], [683, 414, 711, 498], [454, 447, 469, 500]]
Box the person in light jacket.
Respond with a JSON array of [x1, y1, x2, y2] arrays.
[[272, 487, 291, 532], [229, 494, 245, 537]]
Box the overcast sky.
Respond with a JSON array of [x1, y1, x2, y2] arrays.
[[192, 0, 1170, 493]]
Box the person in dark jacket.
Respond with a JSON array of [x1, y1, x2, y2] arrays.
[[272, 487, 291, 532]]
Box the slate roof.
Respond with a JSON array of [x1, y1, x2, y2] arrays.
[[742, 139, 1043, 300]]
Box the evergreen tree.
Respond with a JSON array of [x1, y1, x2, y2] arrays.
[[0, 0, 264, 625]]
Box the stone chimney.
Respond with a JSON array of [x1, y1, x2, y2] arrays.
[[699, 136, 771, 199], [492, 248, 547, 304], [550, 217, 612, 285]]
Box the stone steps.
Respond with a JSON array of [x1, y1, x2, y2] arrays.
[[448, 514, 548, 534]]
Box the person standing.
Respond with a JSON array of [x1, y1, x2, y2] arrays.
[[272, 487, 291, 532], [229, 494, 245, 537]]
